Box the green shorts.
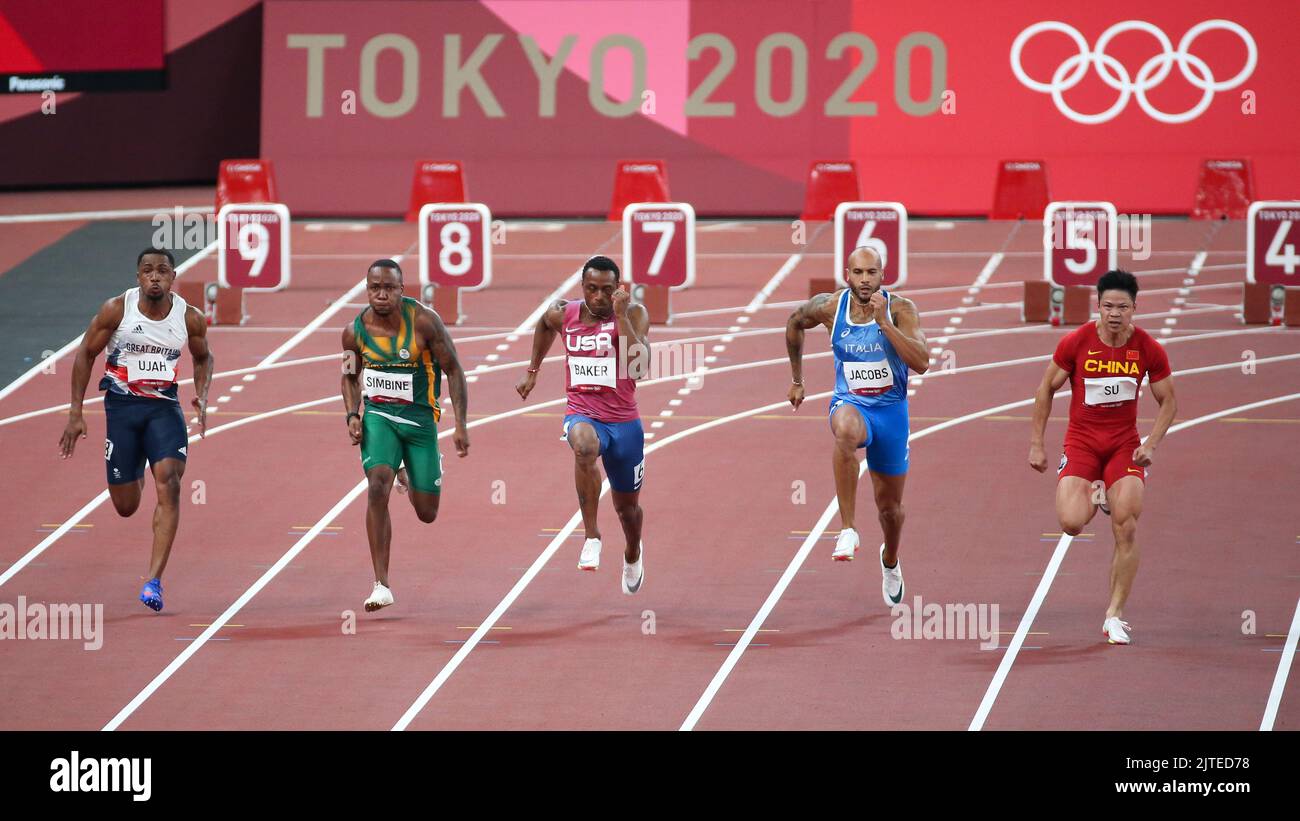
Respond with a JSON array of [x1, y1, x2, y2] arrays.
[[360, 406, 442, 494]]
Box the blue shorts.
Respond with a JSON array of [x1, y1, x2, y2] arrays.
[[104, 392, 188, 485], [561, 414, 645, 493], [828, 397, 910, 476]]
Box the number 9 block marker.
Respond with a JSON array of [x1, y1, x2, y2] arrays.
[[217, 203, 291, 291]]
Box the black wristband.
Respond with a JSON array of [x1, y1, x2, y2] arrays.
[[346, 411, 360, 424]]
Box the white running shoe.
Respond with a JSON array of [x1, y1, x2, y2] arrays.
[[578, 538, 601, 571], [622, 544, 644, 595], [364, 581, 394, 612], [1103, 616, 1131, 645], [880, 544, 904, 607], [832, 528, 859, 561]]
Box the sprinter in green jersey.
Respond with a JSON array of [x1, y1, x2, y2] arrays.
[[341, 259, 469, 612]]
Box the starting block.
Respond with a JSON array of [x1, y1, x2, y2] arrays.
[[216, 159, 277, 212], [406, 160, 467, 222], [418, 202, 492, 325], [609, 160, 670, 221], [1022, 280, 1091, 325], [992, 160, 1049, 220], [622, 202, 695, 324], [808, 277, 838, 298], [175, 280, 245, 325], [1241, 282, 1285, 325], [1192, 159, 1254, 220], [834, 202, 908, 287], [801, 161, 860, 221]]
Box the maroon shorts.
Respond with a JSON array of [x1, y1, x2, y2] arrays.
[[1057, 430, 1146, 489]]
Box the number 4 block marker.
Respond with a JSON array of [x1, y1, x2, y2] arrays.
[[1248, 201, 1300, 284]]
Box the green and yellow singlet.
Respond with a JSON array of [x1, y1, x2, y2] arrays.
[[354, 296, 442, 423]]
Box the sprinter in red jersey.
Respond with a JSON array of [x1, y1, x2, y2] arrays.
[[516, 256, 651, 595], [1028, 270, 1177, 645]]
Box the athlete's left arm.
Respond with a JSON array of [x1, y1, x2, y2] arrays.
[[880, 296, 930, 374], [612, 289, 651, 381], [1134, 375, 1177, 466], [185, 306, 213, 438], [420, 309, 470, 457]]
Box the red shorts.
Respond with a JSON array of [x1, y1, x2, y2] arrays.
[[1057, 429, 1146, 488]]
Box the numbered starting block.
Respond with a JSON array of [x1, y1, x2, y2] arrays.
[[1244, 200, 1300, 325], [622, 202, 695, 324], [406, 160, 467, 222], [215, 158, 278, 211], [833, 202, 908, 289], [609, 160, 670, 221], [992, 160, 1049, 220], [1193, 159, 1254, 220], [175, 280, 245, 326], [802, 161, 860, 222], [1023, 202, 1116, 324], [418, 202, 492, 324]]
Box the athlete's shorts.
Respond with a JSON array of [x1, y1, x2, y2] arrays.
[[1057, 430, 1146, 489], [103, 392, 188, 485], [561, 414, 645, 493], [828, 397, 910, 476], [361, 406, 442, 494]]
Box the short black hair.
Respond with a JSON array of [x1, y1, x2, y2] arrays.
[[137, 247, 175, 268], [1096, 269, 1138, 302], [368, 258, 403, 279], [582, 255, 620, 282]]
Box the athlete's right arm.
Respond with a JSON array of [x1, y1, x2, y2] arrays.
[[59, 297, 124, 459], [785, 292, 835, 410], [1028, 361, 1070, 472], [341, 324, 364, 446], [515, 300, 564, 401]]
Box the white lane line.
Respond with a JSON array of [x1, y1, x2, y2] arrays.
[[970, 389, 1300, 732], [0, 206, 213, 224], [680, 359, 1300, 731], [0, 394, 337, 590], [1262, 596, 1300, 731], [0, 239, 217, 402], [972, 252, 1005, 290], [393, 390, 833, 731]]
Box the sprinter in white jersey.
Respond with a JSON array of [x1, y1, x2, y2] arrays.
[[786, 247, 930, 608], [59, 248, 213, 612]]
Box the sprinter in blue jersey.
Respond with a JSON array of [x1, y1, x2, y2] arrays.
[[786, 246, 930, 608]]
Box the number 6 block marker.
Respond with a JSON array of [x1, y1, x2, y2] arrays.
[[217, 203, 291, 291]]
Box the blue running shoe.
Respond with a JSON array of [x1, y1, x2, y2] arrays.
[[140, 577, 163, 612]]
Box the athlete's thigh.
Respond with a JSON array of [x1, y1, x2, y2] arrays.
[[397, 416, 443, 495], [104, 400, 148, 486], [868, 469, 907, 508], [360, 411, 404, 473], [862, 402, 909, 476], [601, 419, 645, 493], [564, 415, 606, 459], [141, 401, 188, 475], [829, 400, 868, 448], [1105, 475, 1145, 522]]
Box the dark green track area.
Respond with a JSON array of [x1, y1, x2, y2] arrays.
[[0, 221, 208, 388]]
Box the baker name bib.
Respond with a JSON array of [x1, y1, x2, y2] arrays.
[[568, 357, 616, 390], [844, 360, 894, 396], [1084, 376, 1138, 406], [364, 369, 414, 403]]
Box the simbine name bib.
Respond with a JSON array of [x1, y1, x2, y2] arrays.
[[364, 369, 414, 403]]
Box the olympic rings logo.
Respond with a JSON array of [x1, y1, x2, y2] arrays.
[[1010, 20, 1256, 125]]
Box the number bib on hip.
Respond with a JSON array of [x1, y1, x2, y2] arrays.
[[364, 369, 414, 403], [843, 360, 894, 396], [126, 354, 176, 385], [1084, 376, 1138, 406], [568, 356, 616, 391]]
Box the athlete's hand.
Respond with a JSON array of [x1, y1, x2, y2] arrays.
[[1028, 442, 1048, 473], [515, 371, 537, 401], [612, 288, 631, 318], [1131, 442, 1154, 467], [788, 381, 805, 410], [347, 415, 363, 446], [868, 291, 890, 324], [59, 414, 87, 459], [192, 397, 207, 439], [454, 424, 470, 458]]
